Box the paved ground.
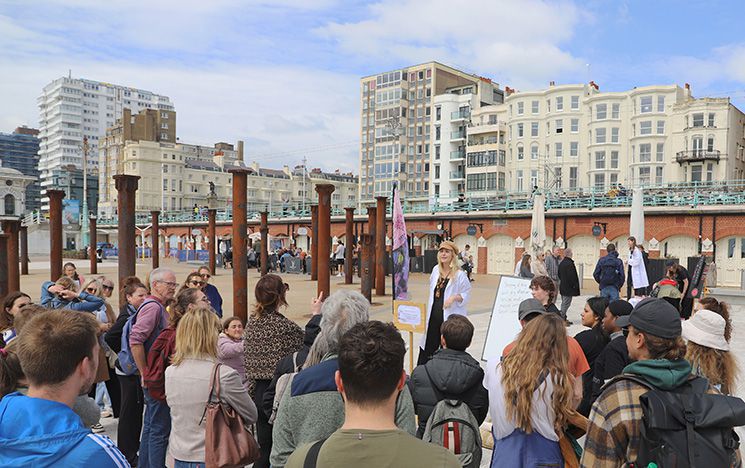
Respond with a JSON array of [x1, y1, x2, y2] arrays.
[[22, 256, 745, 466]]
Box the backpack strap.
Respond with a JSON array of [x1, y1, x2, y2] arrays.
[[680, 387, 697, 467], [303, 438, 327, 468], [292, 351, 300, 372]]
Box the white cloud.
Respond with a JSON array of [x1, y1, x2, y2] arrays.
[[656, 43, 745, 97]]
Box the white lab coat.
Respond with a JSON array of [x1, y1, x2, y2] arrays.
[[628, 247, 649, 290], [420, 267, 472, 349]]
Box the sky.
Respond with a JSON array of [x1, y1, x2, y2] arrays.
[[2, 0, 745, 173]]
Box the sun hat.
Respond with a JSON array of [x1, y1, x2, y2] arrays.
[[682, 309, 729, 351], [438, 240, 459, 256]]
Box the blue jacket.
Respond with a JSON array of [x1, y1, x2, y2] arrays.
[[0, 392, 129, 467], [593, 251, 625, 289], [204, 283, 223, 317], [40, 281, 105, 312]]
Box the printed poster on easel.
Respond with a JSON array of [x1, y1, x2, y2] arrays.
[[393, 301, 426, 373], [481, 275, 533, 363]]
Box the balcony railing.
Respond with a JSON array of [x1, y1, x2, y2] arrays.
[[451, 110, 470, 120], [675, 150, 721, 164], [450, 130, 466, 140], [450, 150, 465, 160], [450, 171, 465, 180]]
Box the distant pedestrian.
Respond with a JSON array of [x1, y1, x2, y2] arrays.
[[518, 254, 533, 278], [531, 251, 548, 277], [558, 248, 580, 322], [627, 237, 649, 297], [460, 244, 474, 282], [334, 241, 345, 277], [593, 242, 625, 301], [63, 262, 85, 290], [218, 316, 246, 386], [545, 246, 561, 285], [198, 266, 223, 318]]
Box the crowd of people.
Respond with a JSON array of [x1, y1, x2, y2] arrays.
[[0, 240, 743, 467]]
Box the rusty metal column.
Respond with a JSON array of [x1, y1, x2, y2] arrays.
[[89, 216, 97, 275], [207, 209, 216, 274], [229, 168, 249, 323], [260, 212, 268, 276], [115, 175, 139, 305], [366, 206, 377, 290], [360, 233, 373, 302], [0, 234, 8, 299], [344, 207, 354, 284], [375, 197, 387, 296], [310, 205, 318, 281], [315, 184, 335, 299], [2, 220, 20, 292], [151, 210, 160, 269], [20, 225, 28, 275], [47, 189, 65, 281]]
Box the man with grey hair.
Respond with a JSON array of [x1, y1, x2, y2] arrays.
[[270, 290, 416, 467], [130, 267, 177, 468], [545, 245, 562, 285], [558, 248, 580, 325]]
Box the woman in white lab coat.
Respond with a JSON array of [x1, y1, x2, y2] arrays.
[[418, 240, 472, 365], [627, 236, 649, 297]]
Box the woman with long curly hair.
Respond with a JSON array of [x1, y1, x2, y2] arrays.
[[484, 314, 575, 466], [696, 296, 733, 342], [683, 309, 739, 395]]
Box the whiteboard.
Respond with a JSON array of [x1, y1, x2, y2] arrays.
[[481, 276, 534, 362]]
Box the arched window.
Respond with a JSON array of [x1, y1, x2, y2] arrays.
[[4, 194, 15, 215]]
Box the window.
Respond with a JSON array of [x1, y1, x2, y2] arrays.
[[436, 107, 441, 120], [571, 95, 579, 110], [708, 113, 715, 127], [161, 133, 168, 139], [555, 142, 563, 158], [639, 167, 651, 185], [530, 170, 538, 188], [516, 170, 524, 192], [163, 178, 168, 190], [569, 167, 578, 188], [657, 121, 665, 134], [517, 145, 524, 160], [596, 128, 607, 144], [656, 166, 663, 184], [640, 121, 652, 135], [640, 143, 651, 162], [657, 96, 665, 112], [570, 118, 579, 133], [161, 123, 168, 129], [517, 102, 524, 115], [591, 173, 605, 190], [727, 238, 736, 258], [707, 162, 714, 182], [707, 135, 715, 152], [498, 173, 506, 191], [531, 144, 539, 160], [554, 167, 562, 188], [612, 103, 620, 119], [656, 143, 664, 161], [640, 96, 653, 113], [570, 141, 579, 157], [532, 100, 539, 114], [434, 165, 440, 178], [692, 113, 704, 127], [517, 123, 524, 137], [611, 151, 619, 168], [531, 122, 539, 137], [596, 104, 607, 120], [555, 119, 563, 134], [611, 127, 619, 143], [691, 165, 702, 182], [556, 97, 563, 111], [595, 151, 606, 169], [4, 194, 15, 215]]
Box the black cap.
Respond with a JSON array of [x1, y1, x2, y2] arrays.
[[615, 298, 681, 339], [518, 298, 546, 321], [608, 300, 633, 318]]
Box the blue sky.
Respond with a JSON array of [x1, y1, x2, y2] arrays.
[[2, 0, 745, 172]]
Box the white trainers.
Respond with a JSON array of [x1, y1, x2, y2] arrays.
[[91, 423, 105, 434], [100, 409, 113, 418]]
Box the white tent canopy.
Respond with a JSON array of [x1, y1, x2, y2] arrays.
[[630, 187, 645, 245], [530, 193, 547, 255]]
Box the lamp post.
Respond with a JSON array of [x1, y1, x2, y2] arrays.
[[80, 137, 90, 251]]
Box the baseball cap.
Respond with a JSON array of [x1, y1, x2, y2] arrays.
[[608, 300, 633, 318], [518, 298, 546, 321], [615, 297, 682, 339]]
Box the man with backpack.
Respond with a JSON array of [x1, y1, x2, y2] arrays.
[[408, 315, 487, 438], [285, 321, 459, 468], [581, 298, 745, 467], [126, 267, 176, 468], [593, 243, 625, 301]]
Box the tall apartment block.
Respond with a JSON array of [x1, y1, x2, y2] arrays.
[[37, 76, 173, 211], [0, 126, 42, 213], [359, 62, 503, 209]]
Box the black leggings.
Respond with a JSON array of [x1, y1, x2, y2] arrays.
[[253, 379, 272, 468], [117, 374, 144, 466]]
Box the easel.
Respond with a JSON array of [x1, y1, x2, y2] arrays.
[[392, 300, 426, 373]]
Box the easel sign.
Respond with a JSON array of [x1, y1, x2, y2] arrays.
[[393, 301, 426, 373], [481, 275, 533, 363]]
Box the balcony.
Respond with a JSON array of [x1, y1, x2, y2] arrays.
[[450, 149, 465, 160], [450, 130, 466, 141], [675, 150, 721, 164], [451, 110, 470, 121], [450, 171, 465, 180]]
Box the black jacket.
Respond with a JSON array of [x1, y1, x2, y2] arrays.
[[408, 348, 489, 437], [262, 314, 322, 419], [558, 257, 580, 296], [593, 251, 625, 289], [574, 326, 609, 416], [591, 334, 631, 402], [105, 303, 134, 353]]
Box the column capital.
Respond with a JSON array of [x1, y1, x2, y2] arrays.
[[375, 196, 388, 202], [227, 166, 252, 175], [367, 206, 377, 215], [151, 210, 161, 216], [114, 174, 140, 192], [47, 189, 65, 200], [344, 207, 356, 214], [315, 183, 335, 195]]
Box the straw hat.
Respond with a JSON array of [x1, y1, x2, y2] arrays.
[[682, 309, 729, 351], [438, 240, 459, 256]]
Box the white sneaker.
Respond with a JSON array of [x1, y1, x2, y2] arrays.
[[100, 409, 113, 418], [91, 423, 105, 434]]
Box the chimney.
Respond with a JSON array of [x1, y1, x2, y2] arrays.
[[549, 81, 555, 87], [505, 86, 515, 96], [589, 81, 599, 91], [237, 140, 244, 163]]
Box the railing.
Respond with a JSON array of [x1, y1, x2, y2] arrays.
[[449, 171, 465, 180], [450, 130, 466, 140], [94, 179, 745, 226], [450, 150, 465, 160], [22, 211, 45, 226], [450, 110, 470, 120], [675, 150, 721, 164]]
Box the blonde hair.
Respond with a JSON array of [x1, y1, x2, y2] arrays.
[[500, 314, 574, 434], [55, 276, 78, 292], [81, 278, 116, 324], [437, 241, 460, 280], [686, 342, 739, 395], [171, 306, 221, 366]]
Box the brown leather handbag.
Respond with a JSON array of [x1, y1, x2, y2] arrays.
[[202, 363, 260, 468]]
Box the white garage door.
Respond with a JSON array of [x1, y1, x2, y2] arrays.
[[486, 235, 515, 275], [568, 235, 600, 279], [715, 237, 745, 287], [454, 234, 479, 272], [661, 235, 698, 262]]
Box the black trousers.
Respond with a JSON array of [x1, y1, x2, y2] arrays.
[[253, 379, 272, 468], [118, 374, 144, 465], [105, 367, 121, 418]]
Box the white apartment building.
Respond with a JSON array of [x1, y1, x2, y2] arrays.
[[359, 62, 503, 210], [456, 82, 745, 197], [37, 76, 172, 210]]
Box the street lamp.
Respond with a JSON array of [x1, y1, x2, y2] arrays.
[[80, 137, 90, 251]]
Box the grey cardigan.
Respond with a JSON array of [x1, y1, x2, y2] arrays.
[[165, 358, 258, 462]]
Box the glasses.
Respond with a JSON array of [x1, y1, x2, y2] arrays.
[[86, 287, 97, 293], [102, 285, 114, 291], [158, 281, 179, 288], [190, 281, 206, 286], [200, 273, 211, 279]]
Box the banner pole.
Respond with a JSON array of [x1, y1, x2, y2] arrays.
[[409, 331, 414, 374]]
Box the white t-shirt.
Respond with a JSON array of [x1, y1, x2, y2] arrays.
[[335, 244, 345, 259], [483, 358, 560, 442]]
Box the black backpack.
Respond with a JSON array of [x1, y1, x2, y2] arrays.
[[609, 374, 745, 468]]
